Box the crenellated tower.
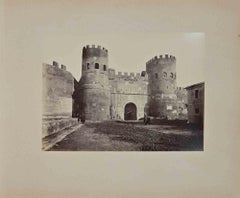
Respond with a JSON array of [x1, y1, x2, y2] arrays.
[[79, 45, 111, 120], [72, 45, 185, 121], [146, 54, 178, 119]]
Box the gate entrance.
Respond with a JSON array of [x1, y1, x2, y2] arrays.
[[124, 103, 137, 120]]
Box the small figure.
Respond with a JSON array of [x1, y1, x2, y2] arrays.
[[147, 116, 150, 125], [144, 113, 150, 125], [81, 114, 85, 124], [144, 113, 147, 124]]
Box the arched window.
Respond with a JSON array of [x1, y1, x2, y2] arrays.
[[95, 63, 99, 69], [155, 73, 158, 79], [87, 63, 90, 69], [163, 72, 167, 78], [170, 72, 174, 78], [103, 65, 107, 71]]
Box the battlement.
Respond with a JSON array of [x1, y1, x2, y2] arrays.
[[83, 44, 108, 54], [107, 69, 148, 81], [43, 61, 70, 73], [146, 54, 176, 65], [176, 87, 186, 91], [114, 71, 147, 81]]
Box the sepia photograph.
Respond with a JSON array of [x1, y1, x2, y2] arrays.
[[42, 33, 205, 151], [1, 0, 240, 197]]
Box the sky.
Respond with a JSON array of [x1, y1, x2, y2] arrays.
[[3, 0, 205, 87]]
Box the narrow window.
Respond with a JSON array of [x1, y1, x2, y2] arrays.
[[195, 108, 199, 114], [87, 63, 90, 69], [155, 73, 158, 79], [170, 72, 173, 78], [163, 72, 167, 78], [95, 63, 99, 69], [195, 90, 199, 99], [103, 65, 107, 71]]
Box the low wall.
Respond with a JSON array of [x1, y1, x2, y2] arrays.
[[42, 116, 78, 138]]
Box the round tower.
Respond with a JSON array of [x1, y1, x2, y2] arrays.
[[146, 54, 178, 119], [80, 45, 110, 121]]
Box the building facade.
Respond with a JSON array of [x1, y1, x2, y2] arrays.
[[185, 82, 204, 126]]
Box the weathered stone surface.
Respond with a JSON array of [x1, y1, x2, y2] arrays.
[[72, 47, 188, 121], [146, 54, 178, 119], [42, 116, 78, 138], [75, 45, 111, 121], [185, 82, 204, 126], [42, 63, 74, 116]]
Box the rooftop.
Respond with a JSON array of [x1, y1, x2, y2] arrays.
[[185, 82, 205, 89]]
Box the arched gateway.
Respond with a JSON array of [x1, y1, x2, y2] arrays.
[[124, 103, 137, 120]]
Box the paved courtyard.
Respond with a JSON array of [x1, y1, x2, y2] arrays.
[[45, 121, 203, 151]]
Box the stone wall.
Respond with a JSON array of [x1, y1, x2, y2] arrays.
[[146, 54, 178, 119], [72, 46, 189, 121], [42, 62, 74, 116], [108, 71, 148, 120], [175, 87, 188, 120], [79, 45, 111, 121]]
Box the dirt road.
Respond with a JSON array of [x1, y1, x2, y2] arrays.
[[48, 121, 203, 151]]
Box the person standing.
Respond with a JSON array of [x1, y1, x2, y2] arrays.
[[81, 114, 85, 124]]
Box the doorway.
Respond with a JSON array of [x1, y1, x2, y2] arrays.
[[124, 103, 137, 120]]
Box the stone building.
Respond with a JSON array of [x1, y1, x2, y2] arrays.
[[72, 45, 188, 121], [185, 82, 204, 126]]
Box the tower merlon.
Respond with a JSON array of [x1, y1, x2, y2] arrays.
[[83, 44, 108, 54], [53, 61, 59, 67], [146, 54, 176, 66], [82, 44, 108, 59], [61, 64, 66, 70]]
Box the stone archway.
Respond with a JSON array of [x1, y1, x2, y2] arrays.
[[124, 103, 137, 120]]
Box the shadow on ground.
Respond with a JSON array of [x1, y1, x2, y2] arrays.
[[88, 121, 203, 151], [49, 120, 203, 151]]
